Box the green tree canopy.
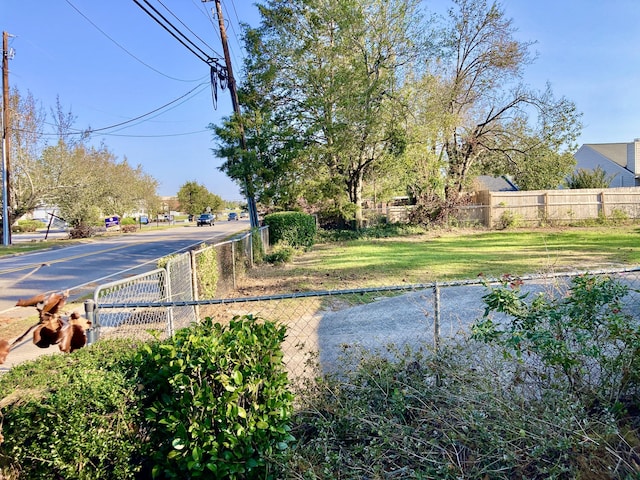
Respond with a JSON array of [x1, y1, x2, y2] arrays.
[[40, 141, 160, 227], [565, 167, 615, 189], [435, 0, 582, 201], [210, 0, 582, 227], [177, 181, 223, 216], [3, 88, 160, 235], [212, 0, 431, 227]]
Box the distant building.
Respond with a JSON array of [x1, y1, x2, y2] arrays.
[[573, 140, 640, 187], [472, 175, 518, 192]]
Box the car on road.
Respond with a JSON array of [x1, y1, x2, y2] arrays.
[[240, 211, 249, 219], [196, 213, 215, 226], [228, 212, 238, 221]]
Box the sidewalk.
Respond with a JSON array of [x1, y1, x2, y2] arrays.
[[0, 336, 61, 372]]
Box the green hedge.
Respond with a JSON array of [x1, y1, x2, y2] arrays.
[[0, 316, 294, 480], [138, 315, 295, 479], [0, 339, 145, 480], [264, 211, 316, 249], [11, 219, 44, 233]]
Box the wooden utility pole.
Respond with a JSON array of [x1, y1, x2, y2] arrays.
[[2, 31, 11, 245], [205, 0, 259, 229]]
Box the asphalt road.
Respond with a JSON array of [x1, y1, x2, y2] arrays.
[[0, 220, 250, 321]]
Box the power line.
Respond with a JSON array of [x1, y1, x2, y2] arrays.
[[64, 0, 202, 82], [156, 0, 223, 59], [17, 127, 209, 139], [224, 0, 244, 62], [86, 82, 209, 133], [133, 0, 217, 65], [133, 0, 230, 110], [16, 83, 210, 137], [93, 129, 210, 138]]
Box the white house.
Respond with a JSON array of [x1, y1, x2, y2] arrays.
[[573, 139, 640, 187]]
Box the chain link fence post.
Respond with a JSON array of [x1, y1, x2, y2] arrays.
[[433, 282, 441, 352], [84, 299, 97, 345], [190, 249, 200, 321]]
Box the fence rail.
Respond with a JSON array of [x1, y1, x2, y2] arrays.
[[91, 227, 268, 341], [88, 265, 640, 380], [364, 186, 640, 227]]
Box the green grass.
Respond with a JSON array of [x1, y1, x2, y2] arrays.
[[0, 239, 73, 256], [255, 225, 640, 290]]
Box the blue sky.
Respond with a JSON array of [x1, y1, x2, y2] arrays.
[[4, 1, 640, 199]]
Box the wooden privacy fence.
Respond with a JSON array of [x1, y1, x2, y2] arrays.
[[367, 187, 640, 227], [467, 187, 640, 227]]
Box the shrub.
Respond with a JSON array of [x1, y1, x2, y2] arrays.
[[264, 244, 295, 264], [138, 315, 295, 479], [472, 274, 640, 407], [317, 223, 426, 242], [609, 208, 629, 225], [195, 243, 218, 298], [11, 219, 44, 233], [0, 339, 145, 480], [565, 166, 614, 189], [264, 212, 316, 249], [157, 253, 178, 269], [496, 209, 523, 229], [283, 343, 640, 479], [121, 224, 138, 233], [120, 217, 137, 225]]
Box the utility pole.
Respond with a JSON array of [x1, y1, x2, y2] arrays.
[[2, 31, 12, 246], [203, 0, 259, 229]]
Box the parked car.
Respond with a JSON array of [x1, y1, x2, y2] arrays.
[[240, 211, 249, 218], [196, 213, 215, 226], [227, 212, 238, 221]]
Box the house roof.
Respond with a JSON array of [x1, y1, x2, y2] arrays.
[[584, 143, 628, 169], [473, 175, 518, 192]]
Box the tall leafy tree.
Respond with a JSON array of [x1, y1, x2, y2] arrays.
[[6, 88, 47, 224], [435, 0, 581, 201], [40, 141, 159, 228], [213, 0, 431, 227], [177, 181, 223, 216]]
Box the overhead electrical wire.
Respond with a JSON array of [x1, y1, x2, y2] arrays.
[[94, 129, 210, 138], [224, 0, 244, 62], [132, 0, 231, 110], [18, 83, 210, 138], [86, 82, 209, 133], [132, 0, 218, 65], [156, 0, 223, 59], [57, 0, 235, 137], [64, 0, 203, 83]]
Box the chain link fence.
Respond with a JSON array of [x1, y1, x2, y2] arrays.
[[91, 227, 268, 341], [89, 261, 640, 380]]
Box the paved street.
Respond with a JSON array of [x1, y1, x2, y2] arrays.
[[0, 221, 250, 369]]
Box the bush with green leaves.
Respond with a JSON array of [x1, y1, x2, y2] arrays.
[[566, 166, 614, 189], [195, 243, 218, 298], [264, 212, 316, 249], [120, 217, 137, 225], [11, 219, 44, 233], [0, 339, 145, 480], [137, 315, 295, 479], [264, 244, 295, 264], [472, 274, 640, 407], [496, 209, 523, 229], [317, 223, 426, 242]]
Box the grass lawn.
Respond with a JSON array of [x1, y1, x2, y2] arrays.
[[243, 225, 640, 292]]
